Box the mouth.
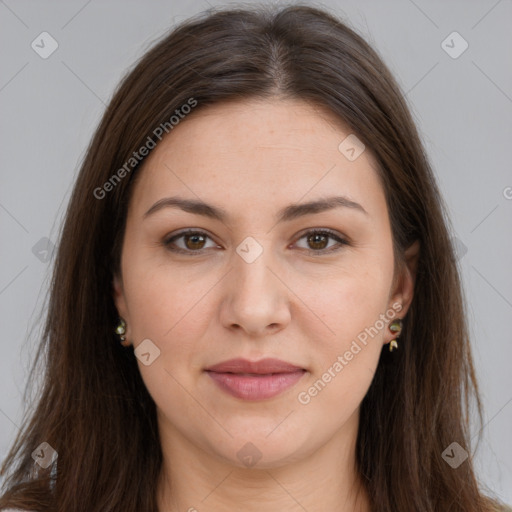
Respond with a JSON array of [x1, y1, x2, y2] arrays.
[[204, 358, 307, 400]]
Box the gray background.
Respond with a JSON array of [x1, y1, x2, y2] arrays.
[[1, 0, 511, 502]]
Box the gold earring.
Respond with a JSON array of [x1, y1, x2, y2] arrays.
[[115, 318, 129, 346], [389, 319, 403, 352]]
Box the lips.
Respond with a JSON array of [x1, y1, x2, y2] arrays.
[[205, 357, 304, 374], [205, 358, 306, 400]]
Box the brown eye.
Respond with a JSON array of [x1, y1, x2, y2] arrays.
[[295, 229, 348, 254], [164, 228, 348, 256], [164, 230, 217, 254], [183, 233, 207, 250], [307, 232, 329, 250]]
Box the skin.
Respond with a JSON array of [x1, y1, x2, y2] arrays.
[[113, 97, 419, 512]]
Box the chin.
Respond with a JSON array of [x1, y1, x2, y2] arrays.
[[205, 426, 314, 469]]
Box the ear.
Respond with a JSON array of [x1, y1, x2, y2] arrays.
[[112, 273, 127, 317], [384, 240, 420, 343], [112, 273, 131, 346]]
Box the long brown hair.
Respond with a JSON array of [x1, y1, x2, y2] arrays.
[[0, 4, 507, 511]]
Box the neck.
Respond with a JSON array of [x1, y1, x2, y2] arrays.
[[156, 411, 371, 512]]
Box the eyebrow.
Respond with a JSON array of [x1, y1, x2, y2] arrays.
[[143, 195, 368, 223]]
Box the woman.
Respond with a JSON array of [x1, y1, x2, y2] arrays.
[[0, 4, 509, 512]]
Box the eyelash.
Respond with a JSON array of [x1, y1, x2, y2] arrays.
[[163, 228, 349, 256]]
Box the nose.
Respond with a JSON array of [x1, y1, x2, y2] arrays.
[[219, 244, 291, 337]]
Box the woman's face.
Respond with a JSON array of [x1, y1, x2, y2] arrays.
[[113, 98, 417, 468]]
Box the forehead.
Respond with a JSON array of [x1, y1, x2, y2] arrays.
[[128, 97, 385, 220]]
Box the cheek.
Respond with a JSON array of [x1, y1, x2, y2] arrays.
[[295, 262, 392, 346], [292, 276, 389, 425], [292, 260, 393, 397], [123, 262, 216, 350], [121, 264, 214, 417], [120, 254, 229, 415]]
